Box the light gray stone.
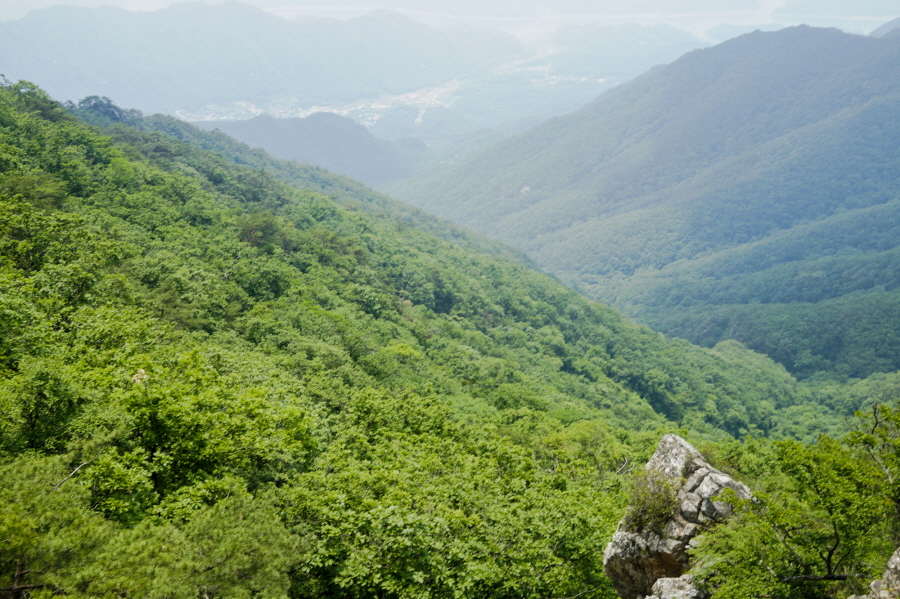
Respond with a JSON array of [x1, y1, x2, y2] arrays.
[[683, 469, 710, 493], [648, 575, 708, 599], [853, 547, 900, 599], [680, 492, 702, 522], [883, 547, 900, 592], [603, 434, 751, 599], [644, 435, 703, 480], [604, 532, 688, 599]]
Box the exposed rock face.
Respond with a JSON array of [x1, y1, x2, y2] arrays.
[[603, 434, 751, 599], [850, 547, 900, 599], [646, 575, 706, 599]]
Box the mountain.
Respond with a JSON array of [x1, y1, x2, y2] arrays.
[[387, 26, 900, 380], [5, 77, 869, 598], [0, 2, 522, 115], [872, 16, 900, 37], [193, 113, 427, 187], [0, 3, 712, 151], [773, 0, 899, 31], [7, 75, 900, 599], [363, 23, 707, 148], [543, 23, 709, 81]]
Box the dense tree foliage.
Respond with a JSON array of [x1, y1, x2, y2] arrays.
[[5, 81, 899, 598], [692, 428, 897, 599], [681, 378, 900, 598]]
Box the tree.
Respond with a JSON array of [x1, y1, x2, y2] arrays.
[[692, 437, 891, 599]]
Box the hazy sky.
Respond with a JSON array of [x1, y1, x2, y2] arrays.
[[1, 0, 897, 34]]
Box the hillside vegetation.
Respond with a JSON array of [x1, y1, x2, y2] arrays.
[[387, 26, 900, 380], [6, 77, 900, 599], [1, 79, 858, 598]]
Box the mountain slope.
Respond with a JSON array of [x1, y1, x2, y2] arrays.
[[0, 3, 716, 151], [64, 94, 815, 438], [194, 113, 428, 186], [2, 78, 856, 598], [871, 16, 900, 37], [387, 26, 900, 379]]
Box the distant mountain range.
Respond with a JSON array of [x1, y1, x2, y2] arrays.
[[193, 113, 428, 187], [0, 2, 707, 146], [871, 16, 900, 37], [0, 2, 521, 116], [388, 26, 900, 380]]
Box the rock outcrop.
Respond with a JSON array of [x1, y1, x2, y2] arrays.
[[603, 434, 751, 599], [646, 575, 706, 599], [850, 547, 900, 599]]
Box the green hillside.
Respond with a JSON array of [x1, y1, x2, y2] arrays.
[[387, 26, 900, 380], [4, 79, 863, 597], [69, 98, 533, 268], [8, 76, 900, 599]]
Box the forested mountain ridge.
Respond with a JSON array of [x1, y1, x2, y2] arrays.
[[6, 77, 900, 599], [192, 113, 428, 187], [870, 16, 900, 37], [69, 97, 534, 268], [3, 79, 863, 598], [387, 26, 900, 380]]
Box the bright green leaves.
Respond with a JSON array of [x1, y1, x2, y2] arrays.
[[106, 348, 315, 503], [284, 420, 614, 599], [0, 268, 50, 374], [337, 388, 452, 441], [0, 172, 67, 210], [620, 469, 679, 535], [0, 456, 111, 598], [82, 491, 298, 599], [776, 437, 887, 564], [0, 196, 124, 326], [692, 436, 891, 599], [0, 195, 77, 274], [81, 448, 158, 524], [847, 398, 900, 524], [276, 389, 624, 599], [237, 210, 299, 253], [0, 456, 298, 598], [0, 357, 84, 454], [2, 81, 70, 123]]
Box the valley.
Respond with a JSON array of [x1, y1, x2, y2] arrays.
[[177, 77, 466, 125], [3, 3, 900, 599], [388, 25, 900, 381]]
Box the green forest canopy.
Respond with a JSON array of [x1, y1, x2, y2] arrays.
[[1, 81, 899, 598]]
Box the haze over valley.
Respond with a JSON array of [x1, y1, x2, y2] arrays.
[[388, 25, 900, 381]]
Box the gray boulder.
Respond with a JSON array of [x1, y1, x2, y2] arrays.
[[603, 434, 751, 599], [646, 575, 707, 599], [850, 547, 900, 599]]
